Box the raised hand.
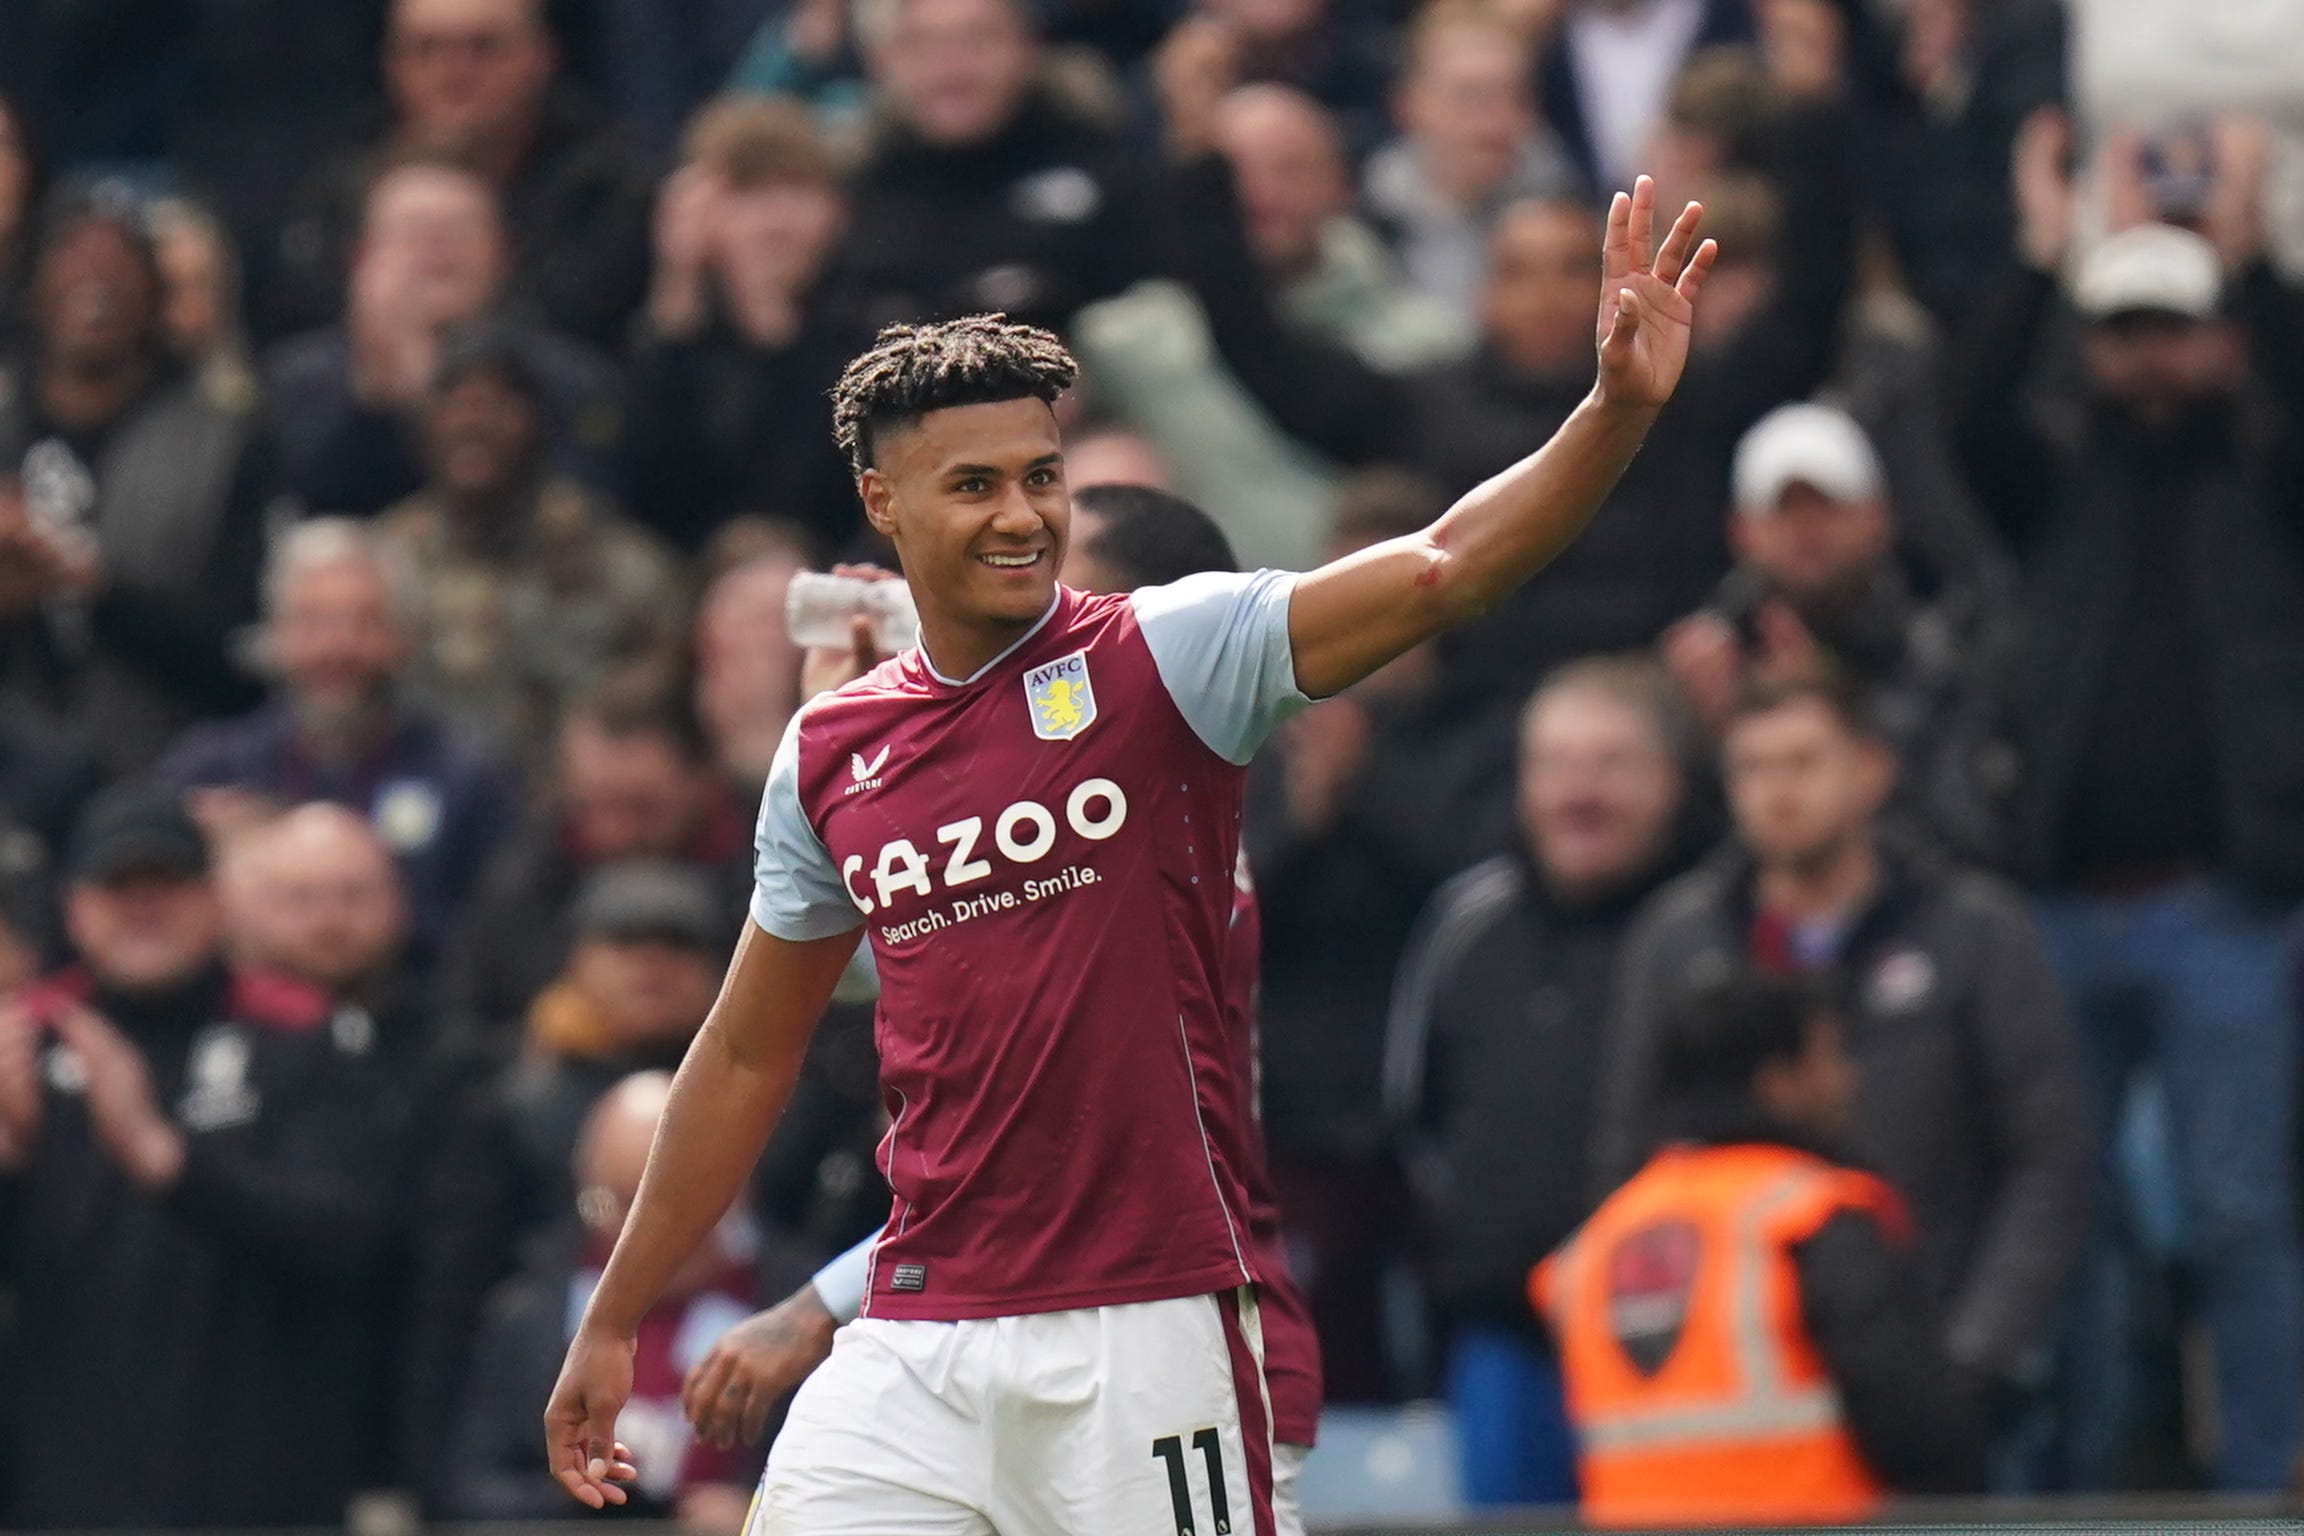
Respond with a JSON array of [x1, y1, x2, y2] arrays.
[[2012, 106, 2075, 272], [1594, 176, 1716, 413]]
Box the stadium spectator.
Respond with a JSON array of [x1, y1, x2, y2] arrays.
[[827, 0, 1180, 332], [444, 1070, 763, 1524], [148, 196, 258, 411], [0, 783, 406, 1527], [1951, 113, 2304, 1490], [1143, 0, 1395, 159], [1077, 83, 1465, 571], [214, 804, 418, 1049], [267, 0, 655, 346], [1363, 0, 1580, 329], [0, 192, 271, 778], [594, 0, 781, 156], [1596, 676, 2090, 1435], [377, 326, 683, 772], [1387, 656, 1696, 1505], [1661, 402, 2018, 864], [407, 862, 729, 1504], [265, 150, 623, 517], [1539, 970, 1984, 1526], [160, 518, 517, 960], [1247, 473, 1453, 1400], [1192, 63, 1855, 718], [0, 718, 97, 964], [622, 97, 873, 554], [0, 91, 43, 351], [1537, 0, 1755, 193], [694, 536, 810, 789], [1844, 0, 2065, 326], [443, 671, 752, 1052]]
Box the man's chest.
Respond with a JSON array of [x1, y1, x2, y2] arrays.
[[807, 653, 1225, 938]]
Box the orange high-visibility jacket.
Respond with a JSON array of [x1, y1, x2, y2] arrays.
[[1532, 1142, 1906, 1528]]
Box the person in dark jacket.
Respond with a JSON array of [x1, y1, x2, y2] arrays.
[[0, 192, 271, 778], [1662, 401, 2019, 865], [827, 0, 1182, 335], [440, 670, 752, 1053], [264, 150, 623, 518], [622, 97, 873, 555], [1596, 674, 2090, 1438], [1386, 655, 1695, 1506], [160, 518, 516, 963], [265, 0, 655, 347], [0, 783, 405, 1528], [1542, 967, 1984, 1523], [445, 1070, 764, 1523], [1950, 114, 2304, 1490]]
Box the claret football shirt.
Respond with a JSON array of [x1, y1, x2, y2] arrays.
[[754, 572, 1309, 1320]]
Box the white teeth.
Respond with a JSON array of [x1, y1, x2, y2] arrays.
[[980, 552, 1039, 567]]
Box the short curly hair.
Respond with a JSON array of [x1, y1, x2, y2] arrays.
[[830, 314, 1079, 475]]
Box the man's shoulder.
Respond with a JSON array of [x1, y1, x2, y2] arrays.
[[1422, 855, 1530, 937], [1627, 857, 1742, 947], [157, 703, 291, 785]]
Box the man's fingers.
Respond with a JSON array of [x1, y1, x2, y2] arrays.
[[741, 1378, 778, 1446], [683, 1347, 730, 1427], [1676, 240, 1719, 304], [555, 1468, 607, 1510], [1601, 188, 1632, 287], [1654, 200, 1704, 284], [1628, 175, 1657, 273], [1601, 288, 1641, 358]]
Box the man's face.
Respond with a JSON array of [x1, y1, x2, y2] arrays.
[[568, 937, 719, 1048], [1723, 700, 1889, 873], [154, 219, 223, 360], [254, 830, 407, 988], [1398, 28, 1531, 202], [1730, 485, 1893, 611], [361, 167, 507, 327], [1218, 93, 1349, 277], [1205, 0, 1329, 45], [387, 0, 556, 145], [560, 722, 708, 861], [862, 397, 1070, 633], [1519, 689, 1681, 901], [716, 182, 844, 300], [1482, 203, 1599, 373], [67, 871, 221, 994], [425, 367, 542, 498], [272, 558, 408, 723], [870, 0, 1037, 149], [35, 222, 159, 374], [2082, 312, 2235, 428]]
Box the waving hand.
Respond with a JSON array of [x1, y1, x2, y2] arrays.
[[1595, 176, 1717, 412]]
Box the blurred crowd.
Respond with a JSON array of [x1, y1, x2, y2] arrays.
[[4, 0, 2304, 1525]]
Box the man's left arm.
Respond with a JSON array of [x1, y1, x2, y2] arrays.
[[1285, 181, 1715, 700], [1943, 884, 2094, 1378]]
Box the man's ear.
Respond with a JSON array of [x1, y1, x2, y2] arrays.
[[858, 470, 898, 540]]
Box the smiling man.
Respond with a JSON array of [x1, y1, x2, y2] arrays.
[[546, 181, 1714, 1535]]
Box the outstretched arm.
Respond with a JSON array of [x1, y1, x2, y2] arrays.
[[1285, 179, 1716, 699], [543, 918, 860, 1507]]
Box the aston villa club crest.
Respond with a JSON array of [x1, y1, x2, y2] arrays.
[[1024, 651, 1098, 741]]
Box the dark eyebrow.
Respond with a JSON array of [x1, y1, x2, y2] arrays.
[[1027, 452, 1064, 471]]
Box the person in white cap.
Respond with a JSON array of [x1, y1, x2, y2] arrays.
[[1947, 109, 2304, 1493], [1661, 401, 2016, 863]]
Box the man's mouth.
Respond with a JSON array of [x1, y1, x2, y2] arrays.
[[977, 550, 1043, 569]]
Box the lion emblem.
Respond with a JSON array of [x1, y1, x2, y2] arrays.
[[1025, 651, 1098, 740]]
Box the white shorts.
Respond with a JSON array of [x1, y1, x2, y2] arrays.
[[751, 1289, 1277, 1536], [1270, 1441, 1307, 1536]]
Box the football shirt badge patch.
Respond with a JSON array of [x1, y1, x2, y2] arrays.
[[1025, 650, 1098, 741]]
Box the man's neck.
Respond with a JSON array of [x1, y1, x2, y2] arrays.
[[916, 593, 1056, 684], [465, 107, 544, 185], [441, 477, 542, 553], [1756, 834, 1880, 924], [37, 355, 156, 433]]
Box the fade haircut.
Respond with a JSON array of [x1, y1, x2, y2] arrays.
[[830, 314, 1079, 476], [1070, 484, 1238, 588]]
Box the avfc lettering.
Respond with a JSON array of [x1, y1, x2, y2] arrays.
[[842, 777, 1128, 919]]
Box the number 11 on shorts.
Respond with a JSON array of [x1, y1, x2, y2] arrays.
[[1151, 1429, 1231, 1536]]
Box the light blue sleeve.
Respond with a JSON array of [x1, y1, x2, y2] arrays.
[[810, 1236, 874, 1322], [751, 708, 867, 941], [1131, 569, 1312, 765]]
